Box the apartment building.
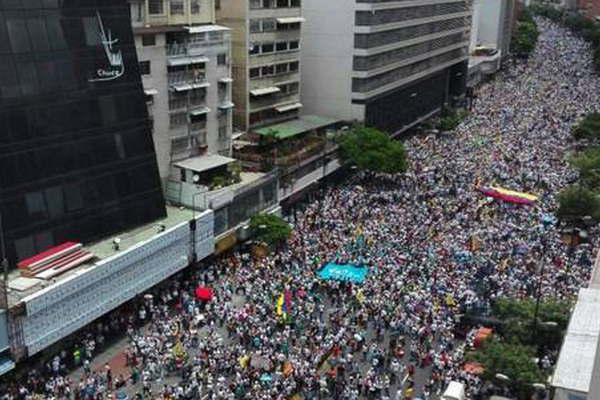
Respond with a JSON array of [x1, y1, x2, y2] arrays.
[[301, 0, 471, 135], [129, 0, 234, 184], [470, 0, 515, 57], [217, 0, 304, 131]]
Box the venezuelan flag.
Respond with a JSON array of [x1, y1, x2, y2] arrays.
[[479, 186, 538, 205], [276, 294, 284, 316]]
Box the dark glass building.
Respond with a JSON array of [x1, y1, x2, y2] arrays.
[[0, 0, 166, 266]]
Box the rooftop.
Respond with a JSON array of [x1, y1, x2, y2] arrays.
[[6, 205, 199, 308], [253, 115, 341, 140], [551, 288, 600, 393], [173, 154, 236, 174]]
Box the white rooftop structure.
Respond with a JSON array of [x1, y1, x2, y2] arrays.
[[551, 288, 600, 396]]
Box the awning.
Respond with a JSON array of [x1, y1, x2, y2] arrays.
[[185, 25, 230, 34], [253, 114, 341, 140], [275, 102, 303, 113], [219, 77, 233, 83], [0, 356, 15, 376], [219, 102, 235, 109], [189, 107, 210, 116], [144, 88, 158, 96], [167, 56, 209, 67], [250, 87, 281, 96], [174, 154, 236, 173], [171, 82, 209, 92], [276, 17, 306, 24]]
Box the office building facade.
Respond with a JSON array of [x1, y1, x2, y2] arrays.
[[129, 0, 234, 184], [301, 0, 471, 135], [0, 0, 166, 266], [217, 0, 304, 131]]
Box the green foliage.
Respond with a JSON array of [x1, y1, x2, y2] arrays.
[[530, 3, 563, 21], [467, 339, 544, 399], [438, 108, 467, 131], [572, 112, 600, 141], [210, 175, 228, 190], [511, 18, 539, 57], [570, 147, 600, 190], [338, 126, 408, 174], [594, 46, 600, 72], [249, 213, 292, 247], [557, 185, 600, 221]]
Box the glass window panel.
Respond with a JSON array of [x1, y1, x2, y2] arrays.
[[27, 17, 50, 52], [170, 0, 184, 15], [25, 191, 47, 218], [6, 17, 31, 53], [115, 133, 126, 159], [14, 235, 35, 262], [81, 16, 101, 46], [45, 186, 64, 218], [64, 183, 83, 212], [45, 15, 66, 50], [191, 0, 201, 14], [148, 0, 164, 15], [0, 12, 10, 54], [0, 59, 20, 99], [34, 230, 54, 252], [17, 60, 39, 96]]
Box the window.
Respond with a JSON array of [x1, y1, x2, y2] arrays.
[[132, 2, 144, 22], [250, 19, 261, 33], [45, 186, 64, 218], [276, 42, 287, 51], [276, 63, 287, 74], [261, 65, 274, 76], [6, 17, 32, 53], [191, 0, 201, 14], [289, 40, 299, 50], [25, 191, 47, 218], [291, 0, 300, 6], [261, 43, 274, 53], [142, 34, 156, 46], [289, 61, 299, 72], [277, 0, 288, 7], [249, 43, 260, 55], [262, 0, 272, 7], [262, 19, 276, 32], [250, 0, 262, 9], [82, 16, 101, 46], [180, 168, 186, 182], [169, 112, 187, 128], [250, 67, 260, 78], [139, 61, 151, 75], [215, 0, 220, 10], [217, 53, 227, 65], [27, 18, 50, 52], [148, 0, 164, 15], [170, 0, 184, 15], [14, 236, 35, 262], [64, 183, 83, 211], [114, 133, 126, 159]]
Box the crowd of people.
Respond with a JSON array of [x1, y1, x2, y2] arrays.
[[2, 18, 600, 400]]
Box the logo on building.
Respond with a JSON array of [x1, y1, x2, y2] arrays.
[[89, 11, 125, 82]]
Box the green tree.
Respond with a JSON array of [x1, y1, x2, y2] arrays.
[[338, 126, 408, 174], [511, 19, 539, 57], [557, 185, 600, 221], [572, 112, 600, 141], [570, 147, 600, 190], [594, 46, 600, 73], [468, 339, 545, 399], [250, 213, 292, 247], [438, 108, 467, 131]]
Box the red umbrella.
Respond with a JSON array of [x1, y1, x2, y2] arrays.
[[195, 286, 214, 301]]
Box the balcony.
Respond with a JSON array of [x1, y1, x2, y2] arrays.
[[249, 92, 300, 112], [168, 70, 207, 85]]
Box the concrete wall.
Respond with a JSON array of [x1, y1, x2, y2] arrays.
[[470, 0, 482, 52], [479, 0, 503, 49], [300, 0, 356, 121], [16, 211, 214, 356]]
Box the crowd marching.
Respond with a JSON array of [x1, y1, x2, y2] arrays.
[[2, 18, 600, 400]]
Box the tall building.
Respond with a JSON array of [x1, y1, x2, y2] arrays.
[[0, 0, 166, 266], [301, 0, 471, 135], [578, 0, 600, 19], [470, 0, 515, 58], [217, 0, 304, 131], [128, 0, 234, 184]]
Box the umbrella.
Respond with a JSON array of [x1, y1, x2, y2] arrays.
[[195, 286, 214, 301]]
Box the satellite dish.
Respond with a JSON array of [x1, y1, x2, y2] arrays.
[[193, 174, 200, 183]]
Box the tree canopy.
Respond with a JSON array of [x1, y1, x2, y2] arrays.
[[557, 184, 600, 221], [570, 147, 600, 190], [338, 126, 408, 174], [468, 339, 544, 399], [249, 214, 292, 248], [572, 112, 600, 141], [511, 10, 539, 57]]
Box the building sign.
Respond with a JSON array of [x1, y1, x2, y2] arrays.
[[89, 11, 124, 82]]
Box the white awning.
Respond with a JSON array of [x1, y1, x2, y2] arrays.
[[189, 107, 210, 116], [218, 102, 235, 109], [275, 102, 303, 113], [171, 83, 193, 92], [250, 87, 281, 96], [167, 56, 208, 67], [219, 77, 233, 83], [173, 154, 236, 173], [144, 88, 158, 96], [184, 25, 231, 34], [276, 17, 306, 24]]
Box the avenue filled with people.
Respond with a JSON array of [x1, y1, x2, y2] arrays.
[[2, 17, 600, 400]]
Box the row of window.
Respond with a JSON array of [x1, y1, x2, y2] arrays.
[[250, 0, 301, 9], [249, 40, 299, 55], [169, 107, 230, 129], [249, 107, 297, 126], [250, 18, 300, 33], [138, 53, 227, 76], [250, 61, 299, 79], [148, 0, 202, 16]]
